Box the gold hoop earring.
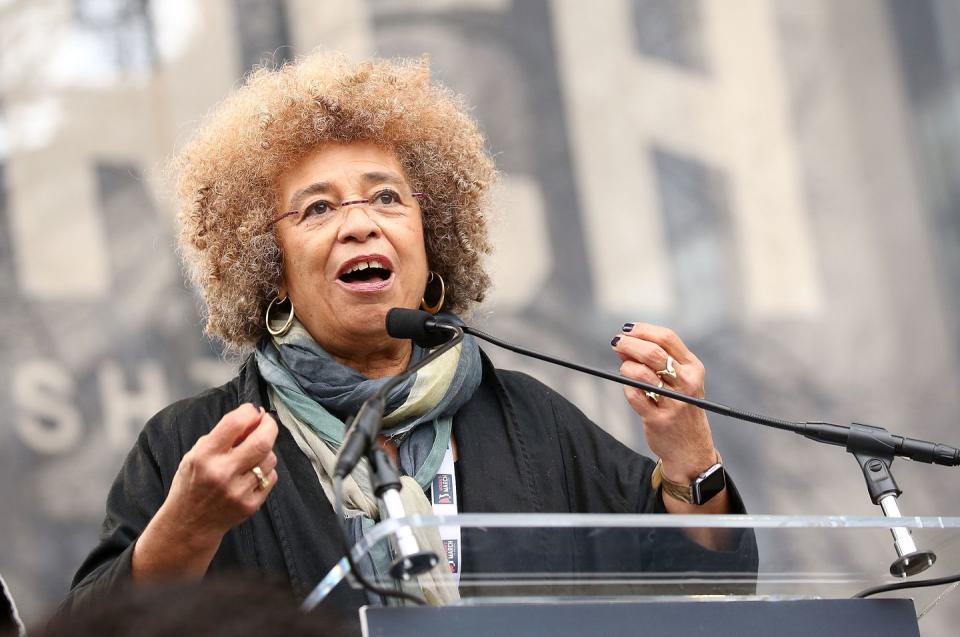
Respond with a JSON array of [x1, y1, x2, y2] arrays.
[[420, 271, 445, 314], [265, 295, 295, 336]]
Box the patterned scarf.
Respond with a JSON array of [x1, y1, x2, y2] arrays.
[[254, 311, 480, 604]]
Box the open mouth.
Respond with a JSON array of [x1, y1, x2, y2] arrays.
[[336, 257, 394, 289]]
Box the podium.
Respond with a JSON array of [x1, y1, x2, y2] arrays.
[[305, 514, 960, 636]]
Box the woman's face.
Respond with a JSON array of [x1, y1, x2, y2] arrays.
[[273, 141, 428, 354]]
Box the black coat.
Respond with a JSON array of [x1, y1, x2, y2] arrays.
[[65, 352, 756, 614]]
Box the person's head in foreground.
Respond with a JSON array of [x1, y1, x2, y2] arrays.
[[35, 577, 349, 637]]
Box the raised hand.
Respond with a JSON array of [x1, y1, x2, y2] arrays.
[[132, 403, 278, 581], [611, 323, 716, 485]]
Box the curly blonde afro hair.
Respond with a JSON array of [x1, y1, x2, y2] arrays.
[[174, 52, 496, 349]]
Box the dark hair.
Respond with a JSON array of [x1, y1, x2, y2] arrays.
[[34, 576, 354, 637]]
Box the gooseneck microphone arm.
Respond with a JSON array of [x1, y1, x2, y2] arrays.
[[386, 308, 960, 579], [463, 324, 803, 434], [465, 321, 958, 577], [459, 324, 960, 469]]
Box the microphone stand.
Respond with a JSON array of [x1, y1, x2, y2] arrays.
[[367, 444, 441, 581], [332, 322, 464, 596], [459, 324, 956, 578]]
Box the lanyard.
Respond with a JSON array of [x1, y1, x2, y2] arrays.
[[429, 441, 461, 582]]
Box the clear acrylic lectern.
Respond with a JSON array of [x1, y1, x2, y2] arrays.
[[306, 514, 960, 637]]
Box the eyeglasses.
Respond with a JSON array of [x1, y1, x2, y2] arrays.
[[268, 188, 426, 227]]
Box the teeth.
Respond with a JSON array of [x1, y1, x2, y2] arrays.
[[345, 259, 386, 274]]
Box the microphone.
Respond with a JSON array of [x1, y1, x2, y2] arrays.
[[385, 307, 452, 348]]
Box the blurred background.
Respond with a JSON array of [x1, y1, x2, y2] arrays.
[[1, 0, 959, 633]]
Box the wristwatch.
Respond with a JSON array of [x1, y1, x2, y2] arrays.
[[651, 454, 726, 506]]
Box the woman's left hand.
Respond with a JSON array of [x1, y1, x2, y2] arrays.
[[611, 322, 718, 484]]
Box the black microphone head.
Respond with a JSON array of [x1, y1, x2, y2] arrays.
[[386, 308, 450, 347]]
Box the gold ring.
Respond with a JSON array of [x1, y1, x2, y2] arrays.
[[656, 355, 678, 380], [645, 379, 665, 404], [251, 466, 269, 490]]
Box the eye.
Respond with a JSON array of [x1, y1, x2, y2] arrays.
[[372, 189, 401, 206], [300, 199, 334, 221]]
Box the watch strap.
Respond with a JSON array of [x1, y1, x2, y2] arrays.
[[651, 453, 723, 505]]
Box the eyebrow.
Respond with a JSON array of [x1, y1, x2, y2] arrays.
[[288, 182, 333, 212], [287, 171, 407, 211], [360, 171, 406, 188]]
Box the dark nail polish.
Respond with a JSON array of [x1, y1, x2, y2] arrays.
[[611, 336, 620, 347], [622, 323, 634, 333]]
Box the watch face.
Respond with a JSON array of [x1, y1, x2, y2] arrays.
[[693, 464, 726, 505]]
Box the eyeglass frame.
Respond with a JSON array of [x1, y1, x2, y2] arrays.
[[267, 190, 427, 227]]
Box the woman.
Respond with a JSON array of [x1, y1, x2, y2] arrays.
[[66, 53, 753, 612]]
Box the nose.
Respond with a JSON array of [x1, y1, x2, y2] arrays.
[[336, 203, 380, 243]]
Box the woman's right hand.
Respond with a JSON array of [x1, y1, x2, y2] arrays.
[[132, 403, 279, 582]]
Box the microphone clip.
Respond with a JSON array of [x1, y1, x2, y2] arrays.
[[367, 445, 439, 580], [845, 423, 937, 577]]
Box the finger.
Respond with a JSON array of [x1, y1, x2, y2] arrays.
[[231, 411, 279, 469], [264, 468, 278, 493], [234, 407, 268, 445], [230, 470, 277, 520], [619, 359, 662, 391], [200, 403, 264, 452], [671, 354, 705, 395], [237, 451, 278, 487], [242, 467, 278, 499], [620, 322, 694, 363], [619, 360, 664, 411], [611, 335, 674, 381], [257, 451, 278, 476], [623, 383, 660, 416]]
